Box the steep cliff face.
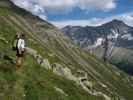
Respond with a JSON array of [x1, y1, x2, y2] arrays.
[[0, 0, 133, 100]]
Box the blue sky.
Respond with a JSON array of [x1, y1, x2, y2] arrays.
[[47, 0, 133, 21], [12, 0, 133, 28]]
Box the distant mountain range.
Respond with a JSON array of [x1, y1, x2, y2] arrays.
[[62, 20, 133, 75], [62, 19, 133, 49]]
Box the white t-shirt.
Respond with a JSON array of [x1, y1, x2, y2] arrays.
[[17, 39, 25, 50]]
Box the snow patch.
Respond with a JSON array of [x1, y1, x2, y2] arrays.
[[121, 34, 133, 40], [87, 38, 103, 49], [108, 29, 119, 39], [94, 38, 103, 47]]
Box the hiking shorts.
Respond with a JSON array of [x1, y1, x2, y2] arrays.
[[16, 48, 24, 57]]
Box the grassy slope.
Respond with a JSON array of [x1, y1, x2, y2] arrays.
[[110, 47, 133, 75], [0, 2, 99, 99], [0, 14, 101, 100], [93, 44, 133, 76], [0, 0, 133, 100]]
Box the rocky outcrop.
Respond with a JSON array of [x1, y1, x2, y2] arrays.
[[51, 63, 112, 100], [25, 47, 51, 70], [52, 63, 76, 81], [25, 47, 113, 99], [54, 86, 68, 96]]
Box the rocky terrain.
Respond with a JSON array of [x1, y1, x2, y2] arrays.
[[62, 19, 133, 49]]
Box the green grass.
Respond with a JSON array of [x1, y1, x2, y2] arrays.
[[0, 54, 101, 100], [110, 47, 133, 75], [0, 9, 98, 100]]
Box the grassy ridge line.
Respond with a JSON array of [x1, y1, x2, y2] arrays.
[[0, 18, 100, 100]]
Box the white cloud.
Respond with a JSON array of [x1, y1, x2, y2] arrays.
[[78, 0, 116, 11], [50, 12, 133, 28], [121, 14, 133, 26], [11, 0, 133, 28], [36, 0, 116, 12], [11, 0, 116, 15], [11, 0, 117, 21], [37, 0, 76, 13], [11, 0, 47, 20], [50, 18, 103, 28]]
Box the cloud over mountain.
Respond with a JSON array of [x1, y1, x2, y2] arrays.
[[11, 0, 116, 19], [50, 12, 133, 28], [37, 0, 116, 12], [11, 0, 47, 19], [12, 0, 133, 28]]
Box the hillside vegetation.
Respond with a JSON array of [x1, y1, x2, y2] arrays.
[[0, 0, 133, 100]]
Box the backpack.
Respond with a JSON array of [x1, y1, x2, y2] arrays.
[[12, 39, 18, 51]]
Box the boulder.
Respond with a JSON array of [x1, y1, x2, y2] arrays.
[[41, 59, 51, 70], [52, 63, 76, 81], [54, 86, 68, 96], [25, 47, 37, 56]]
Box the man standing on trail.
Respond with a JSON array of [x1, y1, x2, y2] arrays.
[[13, 33, 25, 69]]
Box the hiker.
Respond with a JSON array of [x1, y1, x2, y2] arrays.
[[13, 33, 26, 69]]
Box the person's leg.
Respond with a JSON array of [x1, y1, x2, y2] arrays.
[[16, 56, 22, 70]]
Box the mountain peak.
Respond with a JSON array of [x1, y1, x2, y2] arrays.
[[103, 19, 127, 27], [110, 19, 125, 24]]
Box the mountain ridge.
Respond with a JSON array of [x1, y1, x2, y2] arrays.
[[62, 19, 133, 75]]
